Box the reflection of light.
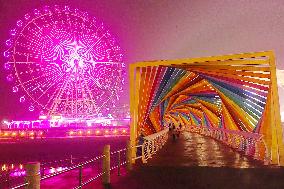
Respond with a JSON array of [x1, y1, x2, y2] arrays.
[[56, 167, 63, 172], [3, 119, 10, 125], [39, 115, 47, 120], [2, 164, 7, 171], [50, 167, 55, 174]]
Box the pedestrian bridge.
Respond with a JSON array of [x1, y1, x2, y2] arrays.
[[130, 50, 284, 166], [107, 131, 283, 189], [10, 51, 284, 189]]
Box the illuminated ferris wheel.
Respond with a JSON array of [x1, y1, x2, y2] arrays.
[[3, 5, 125, 118]]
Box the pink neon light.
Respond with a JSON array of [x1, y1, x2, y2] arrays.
[[4, 5, 125, 116]]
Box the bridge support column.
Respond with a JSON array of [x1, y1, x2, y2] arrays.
[[126, 141, 133, 170], [25, 162, 40, 189], [102, 145, 110, 186]]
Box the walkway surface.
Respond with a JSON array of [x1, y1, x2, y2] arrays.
[[87, 131, 284, 189]]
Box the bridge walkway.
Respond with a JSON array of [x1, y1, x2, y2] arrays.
[[89, 131, 284, 189]]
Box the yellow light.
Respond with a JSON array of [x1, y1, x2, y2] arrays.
[[19, 164, 23, 169], [12, 132, 17, 136], [78, 131, 82, 135], [2, 164, 7, 171], [87, 130, 91, 134], [96, 130, 100, 134], [29, 132, 34, 136], [105, 130, 109, 134], [69, 131, 74, 135], [113, 130, 117, 134], [4, 132, 8, 136], [20, 132, 25, 136], [122, 129, 126, 133]]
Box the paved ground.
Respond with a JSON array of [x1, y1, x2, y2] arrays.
[[87, 132, 284, 189], [33, 131, 284, 189]]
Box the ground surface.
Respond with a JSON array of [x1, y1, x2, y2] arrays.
[[86, 132, 284, 189]]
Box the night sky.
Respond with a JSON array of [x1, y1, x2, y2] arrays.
[[0, 0, 284, 121]]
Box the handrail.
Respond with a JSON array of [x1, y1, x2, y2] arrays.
[[187, 126, 268, 162], [142, 128, 169, 163], [10, 144, 139, 189], [10, 129, 170, 188]]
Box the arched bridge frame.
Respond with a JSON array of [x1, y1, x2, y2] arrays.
[[130, 51, 284, 166]]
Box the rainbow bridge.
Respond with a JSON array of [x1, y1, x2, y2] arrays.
[[130, 50, 284, 166]]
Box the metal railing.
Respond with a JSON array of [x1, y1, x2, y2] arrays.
[[10, 149, 128, 189], [141, 128, 169, 163], [187, 126, 268, 162], [9, 128, 170, 188]]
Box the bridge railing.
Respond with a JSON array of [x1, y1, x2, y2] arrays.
[[10, 147, 130, 189], [186, 126, 268, 162], [141, 128, 169, 163], [9, 128, 170, 188]]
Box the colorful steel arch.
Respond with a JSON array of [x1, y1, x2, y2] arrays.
[[130, 51, 284, 166]]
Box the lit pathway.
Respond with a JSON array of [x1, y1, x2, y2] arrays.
[[88, 131, 284, 189]]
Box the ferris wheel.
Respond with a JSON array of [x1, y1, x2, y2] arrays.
[[3, 5, 125, 118]]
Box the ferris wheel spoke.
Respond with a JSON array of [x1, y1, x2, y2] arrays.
[[36, 74, 65, 101], [6, 6, 124, 117], [16, 73, 50, 87], [84, 34, 106, 55], [49, 66, 77, 115]]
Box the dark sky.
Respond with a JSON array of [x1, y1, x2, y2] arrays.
[[0, 0, 284, 121]]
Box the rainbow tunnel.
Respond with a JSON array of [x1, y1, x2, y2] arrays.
[[130, 51, 284, 166]]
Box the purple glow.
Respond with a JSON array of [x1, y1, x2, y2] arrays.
[[4, 63, 11, 70], [33, 9, 40, 16], [29, 105, 34, 112], [3, 51, 11, 58], [10, 29, 16, 36], [20, 96, 25, 103], [5, 5, 125, 117], [6, 39, 12, 47], [16, 20, 23, 27], [6, 74, 14, 82], [12, 86, 18, 93], [24, 13, 30, 20]]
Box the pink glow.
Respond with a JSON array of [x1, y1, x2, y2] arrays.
[[4, 5, 125, 118]]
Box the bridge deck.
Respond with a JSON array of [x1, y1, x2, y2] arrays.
[[89, 131, 284, 189], [41, 132, 284, 189]]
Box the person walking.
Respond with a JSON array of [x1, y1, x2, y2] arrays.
[[172, 125, 176, 141]]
